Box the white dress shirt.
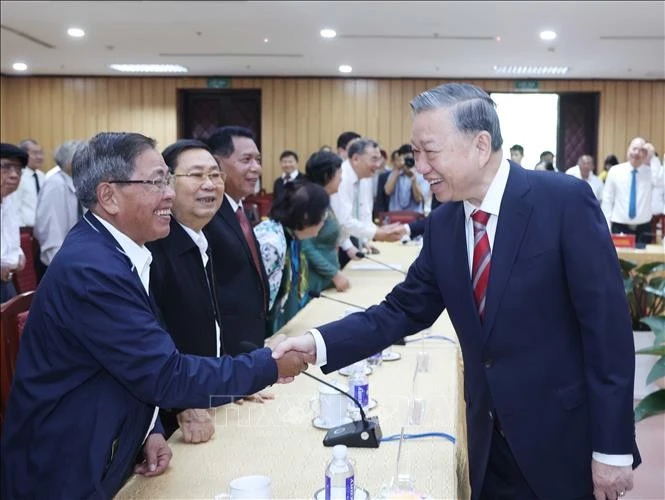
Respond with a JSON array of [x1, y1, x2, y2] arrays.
[[44, 165, 61, 181], [649, 157, 665, 215], [330, 160, 377, 245], [281, 171, 299, 183], [14, 167, 46, 227], [565, 166, 604, 202], [91, 213, 159, 441], [311, 159, 631, 467], [601, 162, 655, 226], [179, 222, 222, 357], [33, 171, 80, 266], [1, 194, 25, 269]]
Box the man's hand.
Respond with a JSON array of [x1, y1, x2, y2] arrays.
[[274, 351, 308, 382], [332, 272, 351, 291], [17, 254, 26, 272], [591, 460, 633, 500], [135, 433, 172, 477], [234, 390, 276, 405], [177, 408, 215, 444], [346, 247, 362, 261], [0, 265, 14, 282], [272, 334, 317, 382], [374, 223, 404, 242]]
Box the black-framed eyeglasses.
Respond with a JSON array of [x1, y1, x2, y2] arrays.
[[108, 173, 173, 191], [173, 170, 226, 185]]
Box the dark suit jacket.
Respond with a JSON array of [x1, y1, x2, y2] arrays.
[[272, 171, 303, 201], [317, 162, 639, 499], [204, 196, 270, 353], [147, 218, 224, 438], [1, 212, 278, 499], [374, 170, 391, 215]]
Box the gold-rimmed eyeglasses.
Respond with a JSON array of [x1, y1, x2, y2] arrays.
[[108, 173, 173, 191], [173, 170, 226, 186]]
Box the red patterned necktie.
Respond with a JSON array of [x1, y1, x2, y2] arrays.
[[471, 210, 491, 322], [235, 206, 267, 310]]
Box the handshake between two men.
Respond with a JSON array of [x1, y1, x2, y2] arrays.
[[269, 333, 318, 383]]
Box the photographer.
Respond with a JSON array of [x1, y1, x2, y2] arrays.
[[384, 144, 429, 213]]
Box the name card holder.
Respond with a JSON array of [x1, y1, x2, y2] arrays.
[[612, 233, 636, 248]]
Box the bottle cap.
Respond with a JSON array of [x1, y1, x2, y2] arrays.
[[333, 444, 347, 460]]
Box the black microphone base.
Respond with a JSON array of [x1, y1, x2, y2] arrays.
[[323, 416, 382, 448]]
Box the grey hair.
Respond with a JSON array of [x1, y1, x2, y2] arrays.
[[347, 138, 379, 159], [72, 132, 156, 209], [410, 83, 503, 152], [54, 140, 86, 171], [19, 138, 39, 151]]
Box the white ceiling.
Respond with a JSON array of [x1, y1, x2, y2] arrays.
[[1, 0, 664, 79]]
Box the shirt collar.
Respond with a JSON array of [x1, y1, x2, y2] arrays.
[[342, 159, 359, 184], [179, 221, 208, 255], [283, 171, 299, 182], [92, 213, 152, 278], [225, 193, 242, 213], [463, 159, 511, 221]]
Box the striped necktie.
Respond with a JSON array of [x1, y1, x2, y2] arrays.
[[471, 210, 491, 322]]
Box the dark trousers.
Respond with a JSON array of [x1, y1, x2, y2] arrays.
[[1, 280, 17, 303], [611, 221, 653, 246], [479, 425, 538, 500]]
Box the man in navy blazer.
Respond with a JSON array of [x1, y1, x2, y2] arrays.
[[274, 84, 638, 500], [1, 132, 307, 499]]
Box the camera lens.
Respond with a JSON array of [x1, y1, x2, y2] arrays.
[[404, 156, 415, 168]]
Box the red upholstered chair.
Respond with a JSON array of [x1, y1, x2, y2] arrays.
[[0, 291, 35, 425], [13, 228, 38, 293], [245, 191, 274, 219], [377, 211, 425, 226], [651, 214, 665, 244]]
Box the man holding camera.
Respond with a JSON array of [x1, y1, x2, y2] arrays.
[[384, 144, 430, 213]]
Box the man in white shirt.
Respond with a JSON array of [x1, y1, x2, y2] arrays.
[[330, 138, 404, 266], [275, 83, 638, 500], [602, 137, 657, 244], [0, 143, 28, 302], [14, 139, 46, 227], [644, 142, 664, 218], [566, 154, 604, 201], [34, 140, 85, 269]]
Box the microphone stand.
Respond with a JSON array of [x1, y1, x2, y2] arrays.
[[355, 252, 407, 275]]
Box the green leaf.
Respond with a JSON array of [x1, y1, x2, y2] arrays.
[[623, 277, 634, 296], [636, 345, 665, 356], [647, 357, 665, 385], [635, 262, 665, 276], [635, 389, 665, 422], [619, 259, 637, 277], [644, 285, 665, 298], [640, 316, 665, 342]]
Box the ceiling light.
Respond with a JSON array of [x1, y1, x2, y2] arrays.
[[495, 36, 502, 42], [109, 64, 188, 73], [320, 28, 337, 39], [264, 38, 269, 43], [67, 27, 85, 38], [539, 30, 557, 41], [338, 64, 352, 73], [12, 62, 28, 71], [493, 65, 569, 75]]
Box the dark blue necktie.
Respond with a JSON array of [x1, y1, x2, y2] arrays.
[[628, 169, 637, 219]]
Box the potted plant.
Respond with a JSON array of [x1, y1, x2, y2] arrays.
[[634, 316, 664, 422], [618, 260, 665, 400]]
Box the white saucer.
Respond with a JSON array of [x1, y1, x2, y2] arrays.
[[338, 366, 372, 376], [314, 487, 369, 500], [382, 351, 401, 361], [312, 416, 353, 430]]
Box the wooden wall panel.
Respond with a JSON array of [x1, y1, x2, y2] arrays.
[[1, 75, 663, 189]]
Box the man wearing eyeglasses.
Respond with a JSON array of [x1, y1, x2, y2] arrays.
[[147, 139, 227, 443], [1, 132, 309, 499], [0, 143, 28, 302]]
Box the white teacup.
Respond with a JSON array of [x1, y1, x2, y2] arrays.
[[310, 382, 348, 427], [215, 475, 272, 499]]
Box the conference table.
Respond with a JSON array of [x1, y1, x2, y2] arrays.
[[616, 244, 665, 266], [116, 241, 469, 500]]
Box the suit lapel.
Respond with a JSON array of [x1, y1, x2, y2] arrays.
[[482, 163, 532, 339], [449, 202, 480, 329]]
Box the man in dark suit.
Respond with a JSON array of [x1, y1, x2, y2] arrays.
[[272, 149, 303, 202], [147, 139, 227, 443], [0, 132, 307, 499], [204, 126, 271, 353], [274, 84, 638, 500]]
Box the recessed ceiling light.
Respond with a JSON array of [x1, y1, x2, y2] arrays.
[[109, 64, 188, 73], [67, 27, 85, 38], [539, 30, 557, 41], [12, 62, 28, 71], [495, 36, 502, 42], [263, 38, 269, 43], [338, 64, 352, 74], [493, 65, 569, 75], [320, 28, 337, 39]]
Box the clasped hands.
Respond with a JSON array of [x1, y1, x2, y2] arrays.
[[269, 333, 317, 383]]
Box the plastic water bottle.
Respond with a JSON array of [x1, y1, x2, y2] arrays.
[[348, 361, 369, 414], [324, 445, 355, 500], [366, 351, 383, 369]]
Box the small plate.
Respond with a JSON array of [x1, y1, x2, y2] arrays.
[[312, 416, 353, 430], [314, 487, 369, 500], [382, 351, 401, 361], [339, 366, 372, 377]]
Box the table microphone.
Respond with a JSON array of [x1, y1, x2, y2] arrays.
[[301, 371, 382, 448], [355, 251, 407, 275]]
